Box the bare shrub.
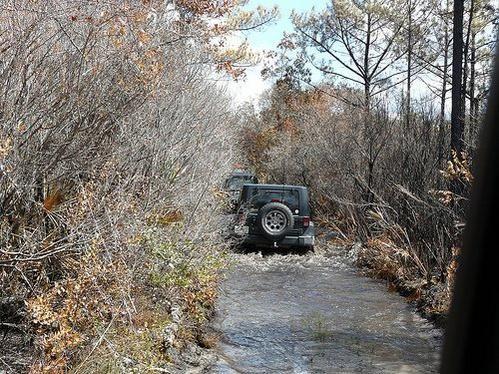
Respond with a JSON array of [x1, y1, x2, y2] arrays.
[[0, 0, 248, 370]]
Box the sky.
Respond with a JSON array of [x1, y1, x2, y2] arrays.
[[225, 0, 330, 107]]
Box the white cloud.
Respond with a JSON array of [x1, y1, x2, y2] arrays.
[[225, 63, 271, 107]]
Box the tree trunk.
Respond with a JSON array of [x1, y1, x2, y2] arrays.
[[406, 0, 413, 128], [451, 0, 465, 158], [462, 0, 475, 145], [438, 0, 450, 163], [469, 31, 476, 131], [450, 0, 465, 195], [364, 13, 372, 112], [363, 13, 374, 203]]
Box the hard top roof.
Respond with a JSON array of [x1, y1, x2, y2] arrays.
[[242, 183, 307, 190], [229, 170, 256, 177]]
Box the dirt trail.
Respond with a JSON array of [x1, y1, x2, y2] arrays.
[[211, 248, 442, 373]]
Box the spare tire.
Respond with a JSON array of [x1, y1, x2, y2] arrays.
[[257, 202, 294, 241]]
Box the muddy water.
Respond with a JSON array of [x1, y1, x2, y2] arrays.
[[212, 250, 441, 373]]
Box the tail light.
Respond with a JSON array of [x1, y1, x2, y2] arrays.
[[271, 198, 281, 203], [303, 216, 310, 227]]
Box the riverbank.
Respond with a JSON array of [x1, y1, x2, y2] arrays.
[[2, 227, 450, 373], [0, 227, 227, 373]]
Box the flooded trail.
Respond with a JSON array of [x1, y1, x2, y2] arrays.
[[212, 249, 441, 373]]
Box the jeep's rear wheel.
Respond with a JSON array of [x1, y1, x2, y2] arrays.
[[264, 210, 287, 232], [257, 202, 294, 241]]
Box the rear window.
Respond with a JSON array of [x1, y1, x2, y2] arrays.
[[245, 188, 300, 211]]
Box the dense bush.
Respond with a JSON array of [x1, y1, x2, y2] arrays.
[[0, 0, 267, 370]]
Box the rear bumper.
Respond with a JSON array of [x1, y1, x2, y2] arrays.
[[243, 226, 315, 248], [244, 235, 315, 248]]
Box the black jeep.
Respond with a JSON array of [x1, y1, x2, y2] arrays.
[[235, 184, 315, 251], [224, 170, 259, 209]]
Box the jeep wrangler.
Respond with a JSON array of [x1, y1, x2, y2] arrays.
[[235, 184, 315, 251]]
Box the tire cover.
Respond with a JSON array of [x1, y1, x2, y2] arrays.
[[257, 202, 294, 241]]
